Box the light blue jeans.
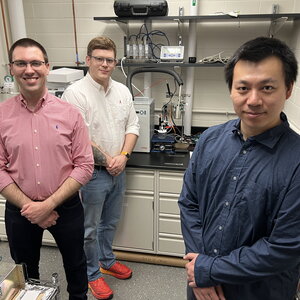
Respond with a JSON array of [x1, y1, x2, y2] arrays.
[[81, 167, 125, 282]]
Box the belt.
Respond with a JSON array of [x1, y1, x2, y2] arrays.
[[94, 165, 102, 170]]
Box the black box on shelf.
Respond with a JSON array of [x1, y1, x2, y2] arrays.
[[114, 0, 168, 17]]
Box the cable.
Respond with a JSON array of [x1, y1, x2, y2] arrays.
[[199, 51, 231, 64], [120, 57, 145, 97]]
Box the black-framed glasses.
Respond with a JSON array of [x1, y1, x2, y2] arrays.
[[90, 56, 117, 66], [10, 60, 46, 69]]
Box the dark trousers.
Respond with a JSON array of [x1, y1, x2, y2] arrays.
[[187, 284, 197, 300], [5, 193, 88, 300]]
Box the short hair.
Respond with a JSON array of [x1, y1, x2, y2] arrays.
[[8, 38, 48, 63], [225, 36, 298, 90], [87, 36, 117, 58]]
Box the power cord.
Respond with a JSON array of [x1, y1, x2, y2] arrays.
[[120, 57, 145, 96], [198, 51, 231, 64]]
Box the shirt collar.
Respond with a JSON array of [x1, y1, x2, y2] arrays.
[[18, 90, 49, 111], [232, 112, 289, 149], [86, 72, 113, 92]]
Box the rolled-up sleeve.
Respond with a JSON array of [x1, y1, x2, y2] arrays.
[[0, 138, 14, 192], [125, 95, 139, 137], [69, 109, 94, 185]]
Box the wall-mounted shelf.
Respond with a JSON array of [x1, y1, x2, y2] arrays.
[[118, 62, 225, 67], [94, 13, 300, 23]]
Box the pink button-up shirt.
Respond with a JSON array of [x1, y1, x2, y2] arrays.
[[0, 92, 93, 200]]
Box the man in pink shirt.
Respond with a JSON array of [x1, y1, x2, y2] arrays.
[[0, 38, 94, 300]]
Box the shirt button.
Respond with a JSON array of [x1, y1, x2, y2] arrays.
[[37, 181, 41, 185], [34, 129, 37, 133], [213, 249, 218, 254], [225, 201, 229, 206], [233, 176, 237, 181], [35, 146, 39, 150], [218, 226, 223, 231], [242, 150, 247, 154], [36, 163, 40, 167]]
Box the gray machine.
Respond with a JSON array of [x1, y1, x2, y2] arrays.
[[133, 97, 154, 153]]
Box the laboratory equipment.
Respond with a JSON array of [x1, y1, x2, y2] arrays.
[[0, 262, 60, 300], [127, 67, 184, 152], [160, 46, 184, 62], [133, 97, 154, 153], [47, 67, 84, 98]]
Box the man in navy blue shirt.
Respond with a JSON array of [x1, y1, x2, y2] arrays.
[[179, 37, 300, 300]]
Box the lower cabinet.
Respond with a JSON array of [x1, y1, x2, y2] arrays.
[[157, 171, 185, 256], [0, 168, 185, 257], [113, 169, 155, 252], [113, 168, 185, 257]]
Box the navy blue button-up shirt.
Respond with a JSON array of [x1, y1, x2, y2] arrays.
[[178, 113, 300, 300]]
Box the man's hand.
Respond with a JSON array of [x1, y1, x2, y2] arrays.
[[184, 252, 199, 287], [184, 253, 226, 300], [193, 286, 226, 300], [106, 154, 127, 176], [21, 200, 54, 224], [37, 211, 59, 229]]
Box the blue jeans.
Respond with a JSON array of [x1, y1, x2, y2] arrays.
[[5, 193, 88, 300], [81, 167, 125, 282]]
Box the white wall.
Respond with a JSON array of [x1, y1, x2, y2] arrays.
[[0, 0, 12, 100], [1, 0, 300, 131], [285, 19, 300, 132]]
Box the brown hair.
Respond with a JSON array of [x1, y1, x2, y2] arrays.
[[87, 36, 117, 58], [9, 38, 48, 63]]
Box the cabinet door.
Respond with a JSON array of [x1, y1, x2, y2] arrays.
[[113, 169, 155, 252], [158, 171, 185, 256], [113, 192, 154, 251]]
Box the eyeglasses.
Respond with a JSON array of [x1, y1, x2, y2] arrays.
[[10, 60, 46, 69], [90, 56, 117, 66]]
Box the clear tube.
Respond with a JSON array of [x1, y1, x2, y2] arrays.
[[138, 43, 145, 59], [126, 43, 133, 58], [132, 43, 138, 59]]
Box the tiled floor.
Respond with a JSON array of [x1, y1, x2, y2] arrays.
[[0, 240, 187, 299]]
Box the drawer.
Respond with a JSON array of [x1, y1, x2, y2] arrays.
[[159, 172, 184, 194], [158, 237, 185, 256], [159, 195, 180, 214], [126, 169, 154, 191], [159, 217, 182, 235]]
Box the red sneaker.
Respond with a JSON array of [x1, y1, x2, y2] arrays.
[[100, 262, 132, 279], [88, 277, 113, 300]]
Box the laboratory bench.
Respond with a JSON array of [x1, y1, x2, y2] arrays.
[[127, 151, 190, 170], [0, 151, 191, 257]]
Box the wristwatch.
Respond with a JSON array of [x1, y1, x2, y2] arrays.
[[121, 151, 131, 159]]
